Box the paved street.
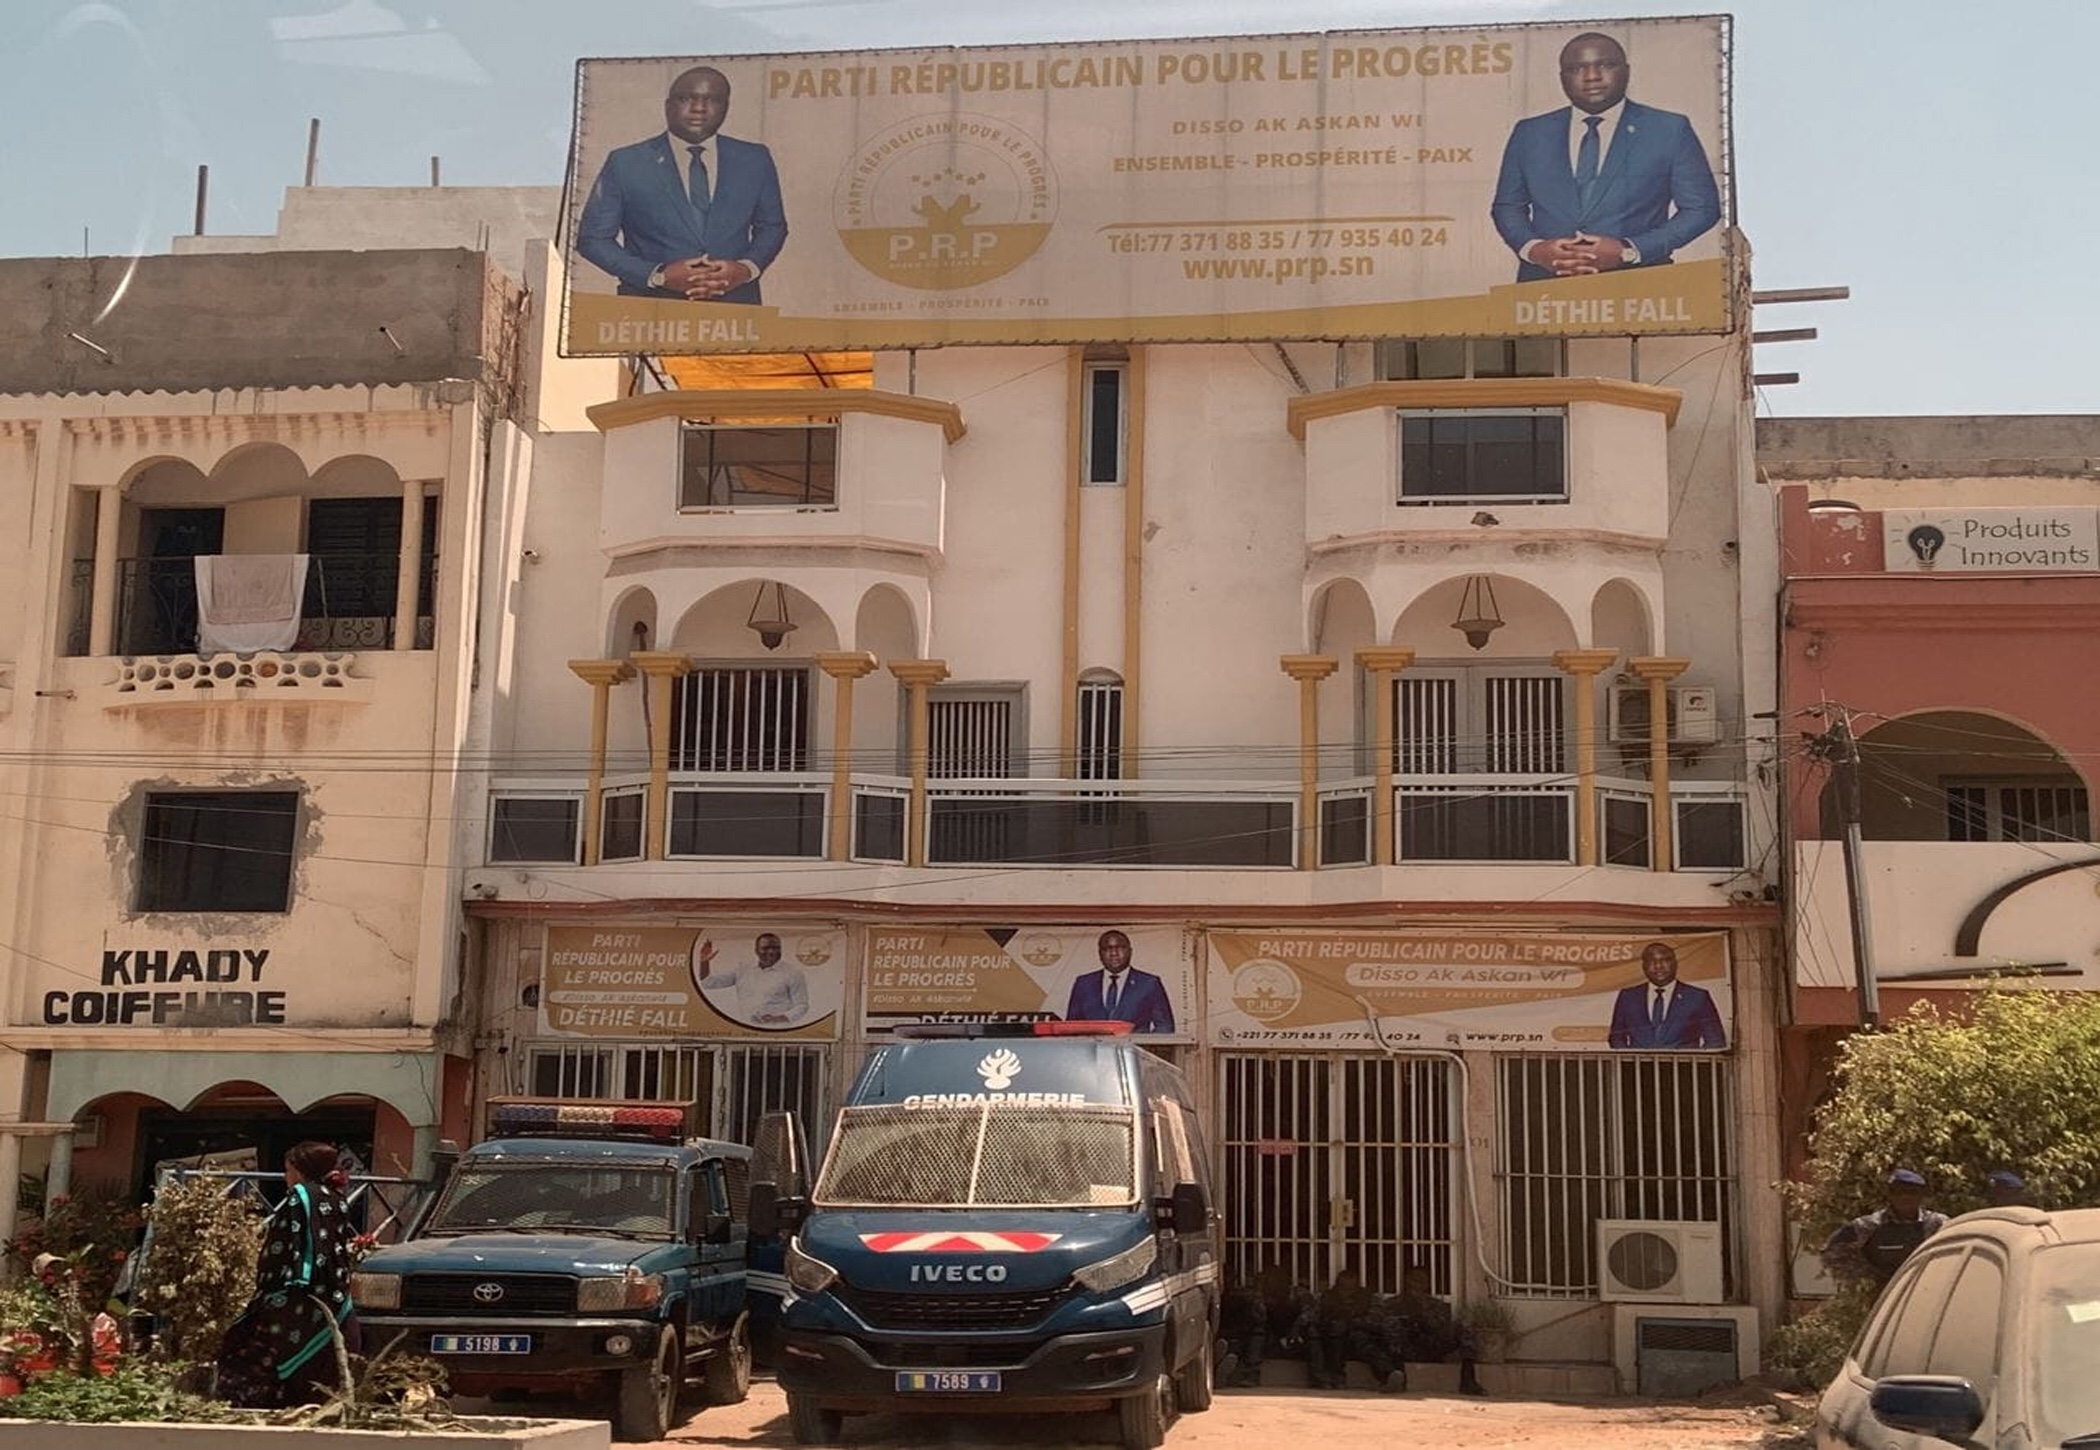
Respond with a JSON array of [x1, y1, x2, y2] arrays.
[[654, 1379, 1798, 1448]]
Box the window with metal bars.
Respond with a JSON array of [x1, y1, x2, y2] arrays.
[[1394, 671, 1566, 774], [1495, 1055, 1735, 1297], [1077, 673, 1123, 781], [1943, 779, 2090, 843], [927, 688, 1024, 865], [523, 1041, 830, 1150], [670, 665, 810, 772]]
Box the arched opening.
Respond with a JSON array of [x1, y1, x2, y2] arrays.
[[1590, 578, 1653, 661], [1829, 711, 2089, 842]]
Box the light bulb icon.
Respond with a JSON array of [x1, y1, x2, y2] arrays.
[[1906, 524, 1945, 568]]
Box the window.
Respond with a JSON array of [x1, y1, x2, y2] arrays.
[[1378, 336, 1564, 381], [1077, 671, 1123, 781], [1396, 671, 1569, 862], [303, 494, 438, 649], [599, 789, 644, 861], [928, 687, 1024, 779], [1400, 408, 1567, 503], [1945, 779, 2090, 843], [1872, 1248, 1966, 1377], [139, 791, 299, 913], [1497, 1055, 1734, 1296], [1927, 1249, 2004, 1396], [1675, 798, 1747, 870], [671, 666, 809, 772], [489, 796, 580, 863], [1083, 362, 1126, 485], [680, 424, 837, 509]]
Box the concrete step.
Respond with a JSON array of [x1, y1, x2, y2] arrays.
[[1232, 1357, 1619, 1399]]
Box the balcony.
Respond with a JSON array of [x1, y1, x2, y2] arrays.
[[486, 771, 1743, 872], [69, 553, 437, 657]]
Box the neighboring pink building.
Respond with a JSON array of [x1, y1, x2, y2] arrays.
[[1765, 415, 2100, 1178]]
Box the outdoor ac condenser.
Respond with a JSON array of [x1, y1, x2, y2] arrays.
[[1595, 1219, 1726, 1304]]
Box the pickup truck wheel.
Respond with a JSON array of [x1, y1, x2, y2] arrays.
[[701, 1313, 752, 1405], [1117, 1370, 1173, 1450], [613, 1327, 680, 1442], [786, 1392, 843, 1446], [1173, 1333, 1214, 1412]]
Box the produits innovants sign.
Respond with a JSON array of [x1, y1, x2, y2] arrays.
[[1883, 508, 2100, 574]]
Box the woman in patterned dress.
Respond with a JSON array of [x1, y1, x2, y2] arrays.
[[216, 1141, 362, 1407]]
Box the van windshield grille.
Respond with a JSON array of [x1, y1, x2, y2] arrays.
[[815, 1103, 1137, 1207]]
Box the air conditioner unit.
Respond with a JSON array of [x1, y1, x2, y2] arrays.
[[1596, 1219, 1725, 1304], [1607, 685, 1720, 746]]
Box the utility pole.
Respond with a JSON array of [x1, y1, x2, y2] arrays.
[[1821, 709, 1881, 1028]]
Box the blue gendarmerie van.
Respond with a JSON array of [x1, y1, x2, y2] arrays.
[[753, 1023, 1220, 1449]]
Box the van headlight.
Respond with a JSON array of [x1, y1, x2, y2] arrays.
[[785, 1241, 839, 1294], [1073, 1237, 1158, 1293], [577, 1269, 664, 1312], [350, 1272, 401, 1310]]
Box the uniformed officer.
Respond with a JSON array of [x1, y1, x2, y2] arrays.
[[1821, 1168, 1948, 1289]]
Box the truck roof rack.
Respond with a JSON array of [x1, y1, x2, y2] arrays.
[[891, 1021, 1133, 1040], [484, 1096, 698, 1143]]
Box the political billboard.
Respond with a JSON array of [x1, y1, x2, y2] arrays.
[[560, 16, 1731, 355], [863, 925, 1193, 1040], [540, 923, 844, 1040], [1207, 929, 1731, 1052]]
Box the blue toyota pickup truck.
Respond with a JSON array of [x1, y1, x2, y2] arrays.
[[351, 1099, 755, 1442], [757, 1024, 1220, 1450]]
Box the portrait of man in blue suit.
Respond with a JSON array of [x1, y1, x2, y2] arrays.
[[1608, 941, 1727, 1050], [577, 65, 788, 305], [1489, 32, 1721, 283], [1064, 930, 1176, 1035]]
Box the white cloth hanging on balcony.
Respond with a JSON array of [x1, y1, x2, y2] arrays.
[[193, 553, 309, 654]]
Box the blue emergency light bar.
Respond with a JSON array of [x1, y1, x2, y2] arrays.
[[484, 1097, 695, 1143], [892, 1021, 1133, 1040]]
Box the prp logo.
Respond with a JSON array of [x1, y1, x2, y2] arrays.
[[1230, 959, 1303, 1023], [834, 112, 1055, 290]]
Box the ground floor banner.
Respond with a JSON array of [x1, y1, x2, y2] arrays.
[[540, 922, 843, 1039], [863, 925, 1191, 1040], [1206, 930, 1730, 1051]]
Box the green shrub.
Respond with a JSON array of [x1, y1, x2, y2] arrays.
[[0, 1360, 237, 1424], [133, 1178, 263, 1363]]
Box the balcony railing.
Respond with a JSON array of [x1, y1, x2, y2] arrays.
[[484, 772, 1745, 871], [82, 553, 437, 657]]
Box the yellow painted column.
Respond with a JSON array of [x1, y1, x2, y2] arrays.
[[392, 477, 427, 650], [1280, 655, 1338, 870], [630, 651, 693, 862], [1629, 656, 1690, 872], [1121, 350, 1147, 775], [888, 659, 951, 868], [815, 651, 880, 863], [88, 485, 122, 656], [568, 659, 635, 866], [1060, 350, 1085, 777], [1354, 647, 1416, 867], [1552, 649, 1620, 866]]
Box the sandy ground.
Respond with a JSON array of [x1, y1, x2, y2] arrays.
[[650, 1378, 1809, 1448]]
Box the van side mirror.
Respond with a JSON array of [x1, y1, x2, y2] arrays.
[[752, 1180, 807, 1237], [1169, 1183, 1209, 1236]]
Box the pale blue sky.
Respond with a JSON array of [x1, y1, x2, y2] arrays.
[[4, 0, 2093, 418]]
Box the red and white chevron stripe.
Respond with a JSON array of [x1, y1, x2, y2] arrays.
[[858, 1231, 1063, 1253]]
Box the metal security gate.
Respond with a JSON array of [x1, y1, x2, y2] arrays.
[[1217, 1053, 1458, 1296], [521, 1041, 830, 1148]]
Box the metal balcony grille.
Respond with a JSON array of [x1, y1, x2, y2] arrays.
[[671, 666, 809, 773]]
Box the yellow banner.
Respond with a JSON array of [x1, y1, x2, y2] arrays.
[[541, 923, 842, 1040], [1207, 930, 1730, 1052], [864, 925, 1191, 1039], [561, 17, 1732, 354]]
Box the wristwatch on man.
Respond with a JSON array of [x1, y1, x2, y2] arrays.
[[646, 264, 667, 289], [1619, 242, 1642, 265]]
